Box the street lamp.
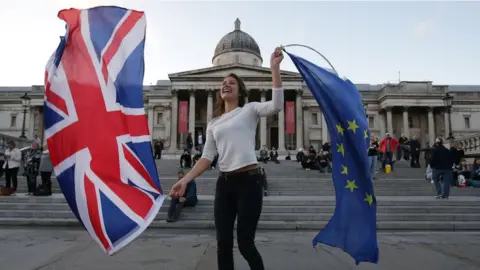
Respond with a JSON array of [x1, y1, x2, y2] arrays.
[[363, 102, 368, 118], [19, 92, 31, 139], [442, 93, 454, 140]]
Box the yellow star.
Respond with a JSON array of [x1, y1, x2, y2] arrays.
[[345, 180, 358, 192], [364, 193, 374, 207], [347, 119, 359, 134], [336, 124, 344, 136], [364, 129, 368, 139], [341, 165, 348, 175], [337, 143, 344, 157]]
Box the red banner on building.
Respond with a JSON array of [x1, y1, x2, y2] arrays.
[[178, 101, 188, 133], [285, 101, 295, 134]]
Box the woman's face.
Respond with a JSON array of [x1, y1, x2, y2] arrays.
[[476, 159, 480, 165], [220, 76, 239, 101], [461, 160, 467, 166]]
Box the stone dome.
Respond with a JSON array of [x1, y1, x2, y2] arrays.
[[212, 19, 263, 66]]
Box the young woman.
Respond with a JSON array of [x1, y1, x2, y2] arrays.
[[170, 47, 284, 270], [3, 140, 21, 195]]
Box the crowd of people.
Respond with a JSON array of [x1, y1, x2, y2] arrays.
[[292, 132, 480, 193], [0, 140, 53, 196]]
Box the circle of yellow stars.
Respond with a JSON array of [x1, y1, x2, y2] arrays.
[[336, 118, 374, 207]]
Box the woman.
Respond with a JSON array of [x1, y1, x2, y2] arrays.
[[24, 142, 42, 195], [3, 140, 21, 195], [170, 47, 284, 270], [38, 147, 54, 195], [368, 135, 379, 181]]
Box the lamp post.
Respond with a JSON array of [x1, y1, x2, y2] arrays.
[[442, 93, 454, 140], [19, 92, 31, 139], [363, 102, 368, 118]]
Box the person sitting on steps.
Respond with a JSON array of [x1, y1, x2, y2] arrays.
[[269, 147, 280, 164], [166, 170, 197, 223], [180, 149, 192, 168], [258, 146, 269, 163]]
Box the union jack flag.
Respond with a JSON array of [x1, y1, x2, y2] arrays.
[[44, 6, 164, 255]]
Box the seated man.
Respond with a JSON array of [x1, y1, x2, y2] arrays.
[[167, 170, 198, 222], [315, 152, 331, 173], [296, 149, 305, 163], [180, 149, 192, 168], [192, 150, 201, 166], [301, 151, 316, 170], [259, 146, 269, 163], [269, 147, 280, 164]]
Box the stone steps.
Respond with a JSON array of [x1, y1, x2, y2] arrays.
[[0, 195, 479, 230], [3, 210, 480, 222], [1, 218, 479, 231], [2, 202, 480, 214]]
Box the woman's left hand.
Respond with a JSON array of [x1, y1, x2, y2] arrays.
[[270, 47, 284, 70]]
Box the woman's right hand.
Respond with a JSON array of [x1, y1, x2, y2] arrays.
[[169, 179, 187, 198]]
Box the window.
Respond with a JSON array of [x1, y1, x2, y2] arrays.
[[408, 116, 413, 128], [235, 55, 239, 63], [10, 115, 17, 128], [156, 112, 163, 125], [253, 58, 258, 66], [311, 113, 319, 125], [464, 116, 470, 129], [368, 116, 374, 129]]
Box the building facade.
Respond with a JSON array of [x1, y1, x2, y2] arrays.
[[1, 19, 480, 154]]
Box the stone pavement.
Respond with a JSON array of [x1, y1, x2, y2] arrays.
[[1, 228, 480, 270]]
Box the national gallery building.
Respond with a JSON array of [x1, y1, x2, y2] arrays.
[[1, 19, 479, 154]]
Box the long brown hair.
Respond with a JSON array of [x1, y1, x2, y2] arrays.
[[213, 73, 248, 118]]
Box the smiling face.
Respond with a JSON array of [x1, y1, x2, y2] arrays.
[[220, 75, 239, 102]]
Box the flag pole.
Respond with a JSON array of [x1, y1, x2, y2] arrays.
[[281, 44, 338, 75]]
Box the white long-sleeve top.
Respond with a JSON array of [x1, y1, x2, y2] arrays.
[[3, 148, 22, 169], [201, 88, 284, 172]]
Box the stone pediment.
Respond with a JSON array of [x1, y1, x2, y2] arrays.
[[168, 63, 301, 81]]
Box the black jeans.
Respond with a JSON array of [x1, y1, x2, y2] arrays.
[[5, 167, 19, 190], [215, 169, 264, 270], [40, 171, 53, 192], [26, 175, 37, 193]]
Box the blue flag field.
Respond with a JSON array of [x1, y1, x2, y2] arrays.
[[286, 51, 379, 264]]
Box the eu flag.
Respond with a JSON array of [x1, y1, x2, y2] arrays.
[[286, 52, 379, 264]]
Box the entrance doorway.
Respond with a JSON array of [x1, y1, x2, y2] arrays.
[[269, 127, 278, 149]]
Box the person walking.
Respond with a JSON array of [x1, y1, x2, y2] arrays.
[[430, 138, 454, 199], [170, 47, 284, 270]]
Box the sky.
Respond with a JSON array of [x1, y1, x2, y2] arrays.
[[1, 0, 479, 86]]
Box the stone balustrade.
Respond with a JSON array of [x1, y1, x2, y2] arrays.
[[454, 134, 480, 156]]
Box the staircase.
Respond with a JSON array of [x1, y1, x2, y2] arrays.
[[1, 160, 479, 231]]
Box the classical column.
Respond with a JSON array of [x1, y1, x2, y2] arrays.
[[28, 106, 36, 139], [379, 111, 386, 138], [295, 89, 304, 150], [260, 89, 267, 147], [278, 100, 286, 151], [188, 89, 195, 136], [443, 110, 450, 137], [402, 106, 409, 137], [170, 90, 178, 152], [206, 89, 213, 122], [427, 107, 435, 145], [321, 112, 328, 143], [147, 105, 154, 138], [386, 107, 393, 135]]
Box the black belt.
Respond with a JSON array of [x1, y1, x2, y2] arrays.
[[219, 167, 262, 178]]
